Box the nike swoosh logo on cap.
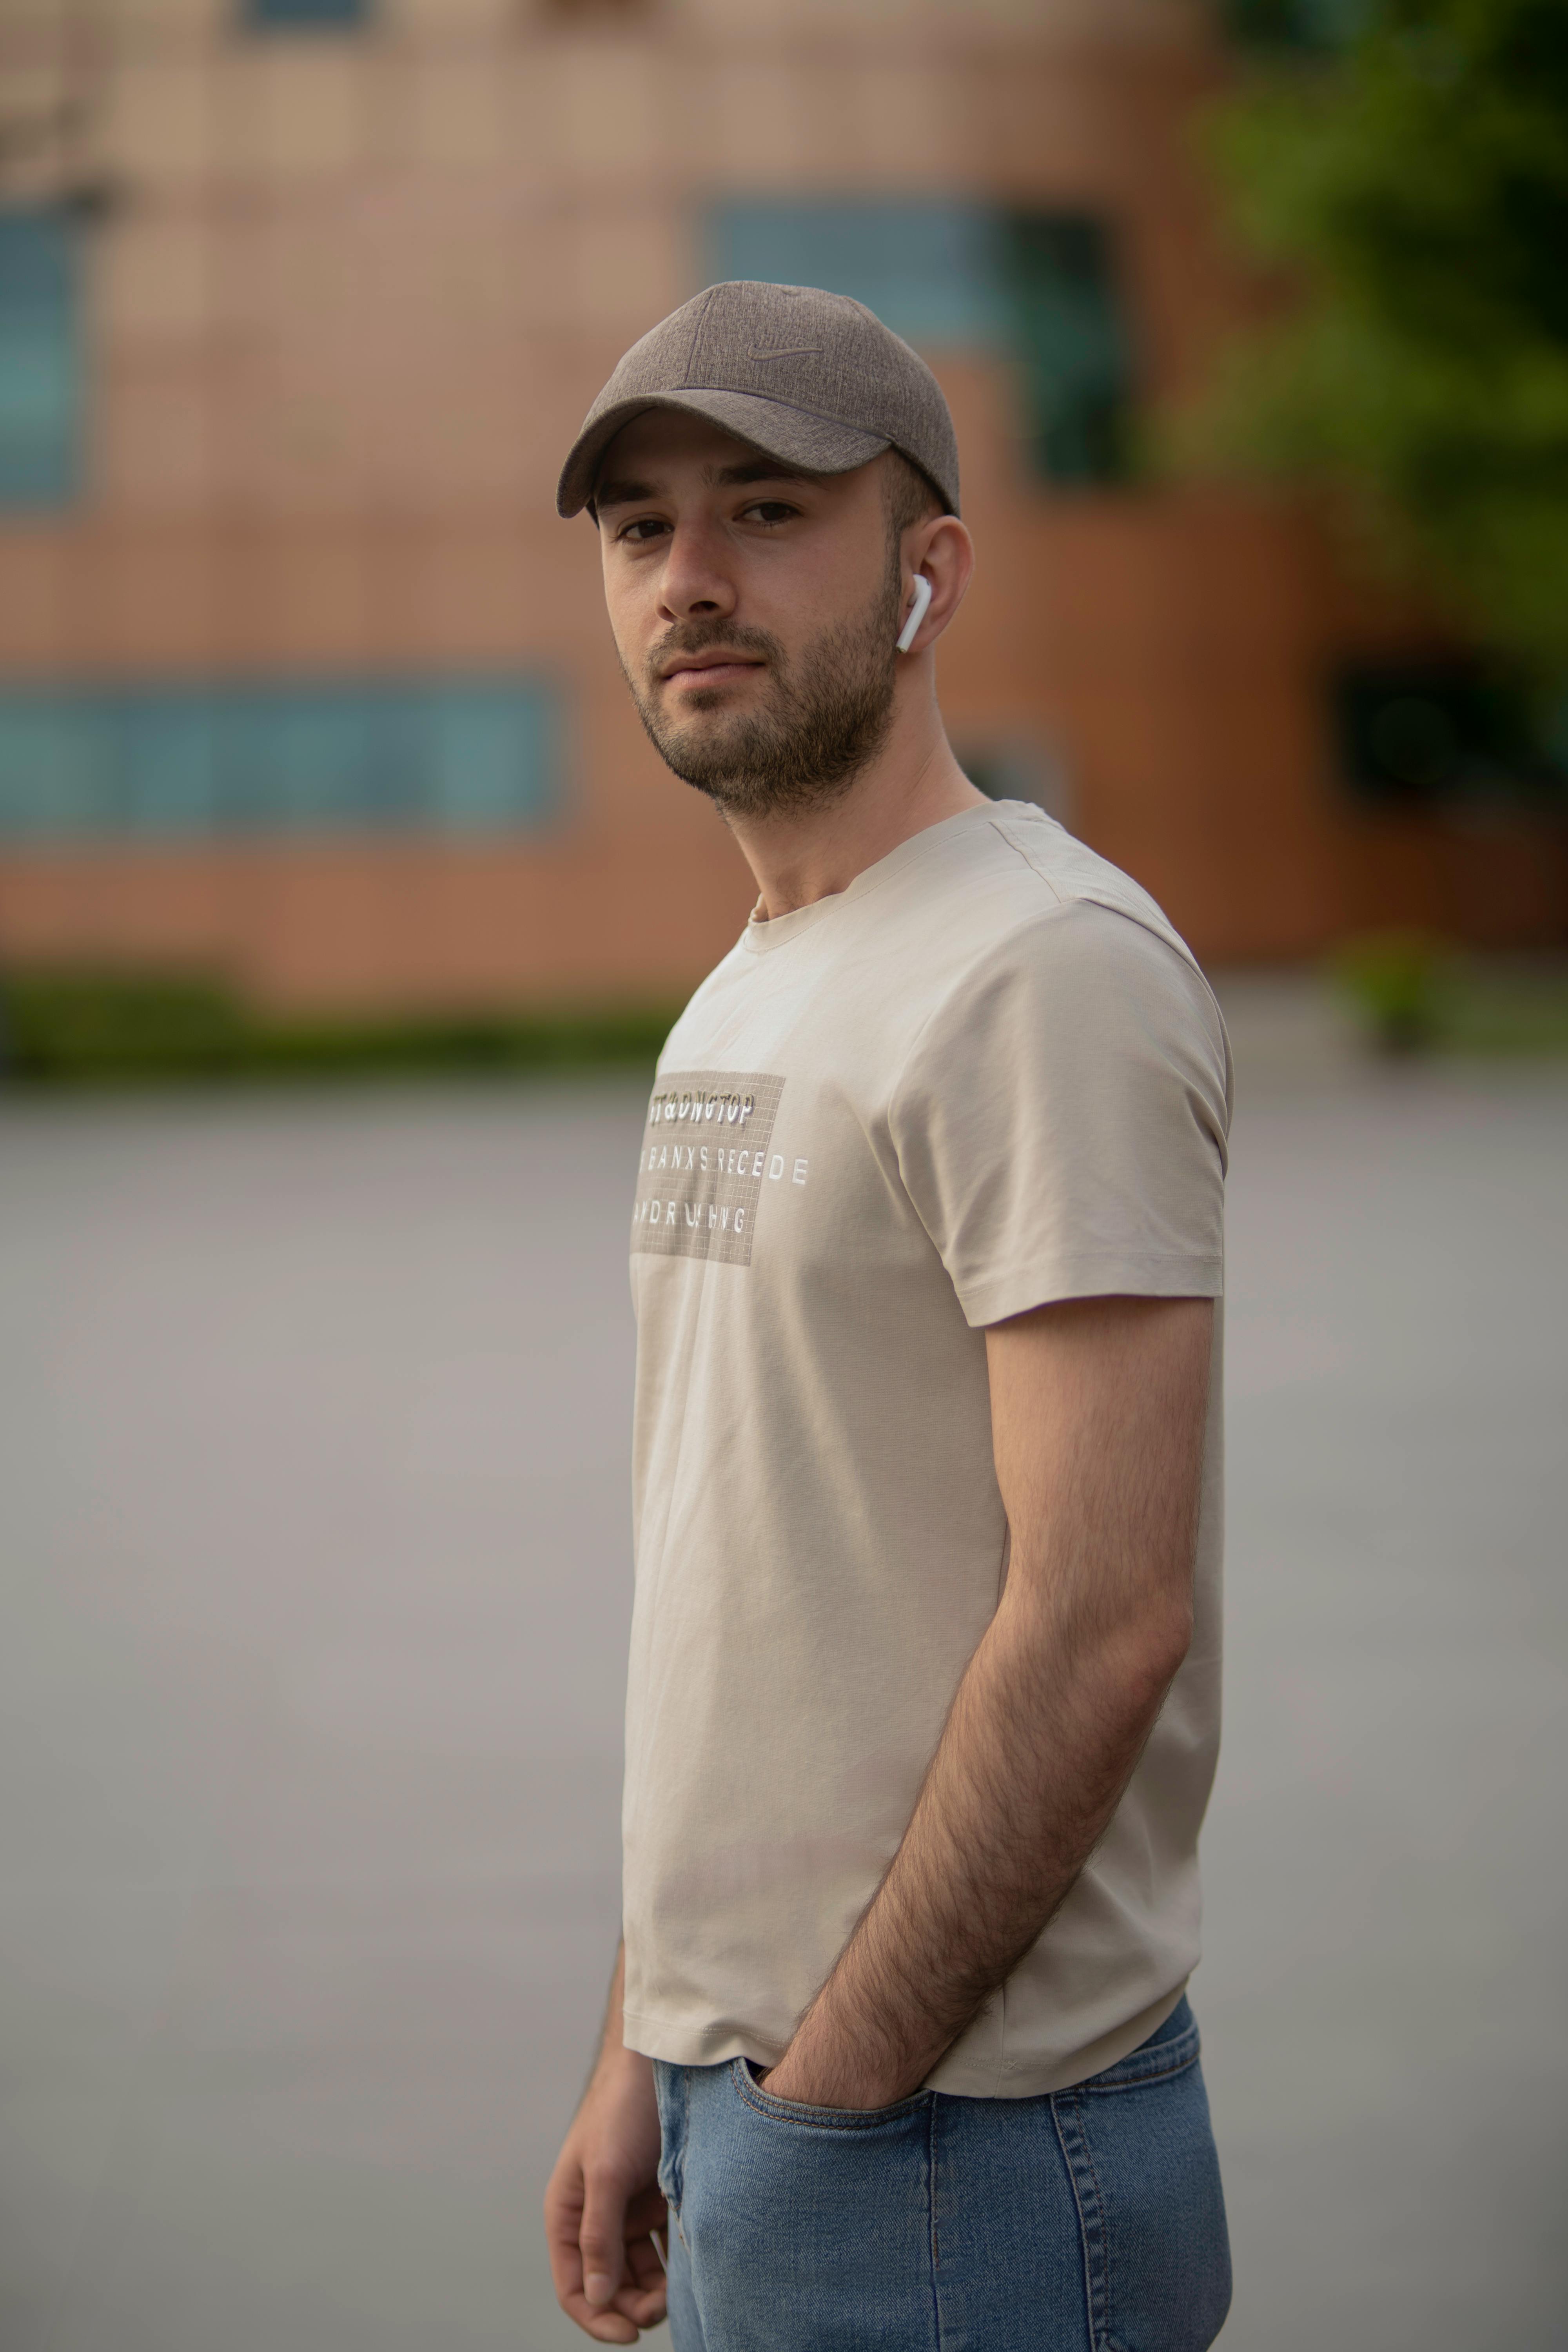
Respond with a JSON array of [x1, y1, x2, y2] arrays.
[[748, 346, 822, 361]]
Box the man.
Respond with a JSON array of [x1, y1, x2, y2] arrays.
[[544, 281, 1232, 2350]]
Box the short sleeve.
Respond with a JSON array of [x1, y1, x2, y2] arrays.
[[888, 900, 1230, 1328]]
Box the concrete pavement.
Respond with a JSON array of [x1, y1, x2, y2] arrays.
[[0, 1050, 1563, 2349]]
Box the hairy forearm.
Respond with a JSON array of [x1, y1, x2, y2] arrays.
[[765, 1295, 1210, 2111], [768, 1592, 1186, 2106]]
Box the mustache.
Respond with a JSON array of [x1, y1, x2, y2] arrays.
[[648, 620, 783, 677]]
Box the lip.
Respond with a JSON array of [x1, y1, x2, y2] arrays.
[[659, 655, 766, 689]]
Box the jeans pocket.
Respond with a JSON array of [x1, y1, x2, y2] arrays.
[[677, 2061, 938, 2347], [728, 2056, 931, 2131], [1053, 2059, 1231, 2352]]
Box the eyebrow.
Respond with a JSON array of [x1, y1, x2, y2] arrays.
[[593, 458, 818, 513]]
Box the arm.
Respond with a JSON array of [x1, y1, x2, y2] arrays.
[[543, 1944, 669, 2342], [762, 1292, 1212, 2111]]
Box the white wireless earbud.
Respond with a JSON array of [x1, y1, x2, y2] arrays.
[[896, 571, 933, 654]]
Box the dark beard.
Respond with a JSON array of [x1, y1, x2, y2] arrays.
[[623, 557, 903, 818]]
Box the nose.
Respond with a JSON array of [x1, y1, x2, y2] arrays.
[[658, 519, 737, 624]]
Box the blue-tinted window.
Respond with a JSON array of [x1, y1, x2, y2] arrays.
[[704, 198, 1131, 486], [709, 199, 1005, 349], [0, 678, 560, 841], [0, 208, 80, 510], [243, 0, 367, 27]]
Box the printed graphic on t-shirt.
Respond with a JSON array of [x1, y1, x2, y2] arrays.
[[632, 1070, 787, 1267]]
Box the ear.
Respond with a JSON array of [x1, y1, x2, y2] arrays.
[[898, 515, 974, 655]]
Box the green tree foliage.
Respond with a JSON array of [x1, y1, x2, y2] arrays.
[[1196, 0, 1568, 671]]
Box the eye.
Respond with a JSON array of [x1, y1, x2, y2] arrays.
[[617, 516, 670, 544], [741, 501, 799, 526]]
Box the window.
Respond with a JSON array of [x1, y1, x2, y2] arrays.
[[1335, 663, 1568, 809], [996, 215, 1130, 485], [243, 0, 368, 28], [708, 199, 1004, 350], [705, 198, 1132, 487], [0, 678, 561, 840], [0, 207, 80, 511]]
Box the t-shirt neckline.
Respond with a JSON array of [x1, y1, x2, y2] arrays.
[[740, 802, 1008, 955]]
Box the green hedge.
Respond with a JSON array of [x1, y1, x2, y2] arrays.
[[1329, 933, 1568, 1056], [7, 955, 1564, 1085], [0, 969, 678, 1085]]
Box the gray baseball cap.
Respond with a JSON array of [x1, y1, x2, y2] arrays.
[[555, 280, 960, 521]]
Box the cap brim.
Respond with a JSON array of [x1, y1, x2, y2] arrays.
[[556, 389, 889, 518]]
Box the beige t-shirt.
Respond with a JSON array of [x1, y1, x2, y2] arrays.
[[622, 801, 1230, 2098]]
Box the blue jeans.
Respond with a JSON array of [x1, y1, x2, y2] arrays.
[[652, 1997, 1230, 2350]]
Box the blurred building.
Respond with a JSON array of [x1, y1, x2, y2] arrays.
[[0, 0, 1562, 1014]]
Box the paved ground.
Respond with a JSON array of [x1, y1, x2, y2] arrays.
[[0, 1039, 1564, 2350]]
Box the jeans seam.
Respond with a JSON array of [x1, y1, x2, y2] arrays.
[[926, 2096, 944, 2352], [1077, 2092, 1118, 2352], [1053, 2089, 1111, 2352]]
